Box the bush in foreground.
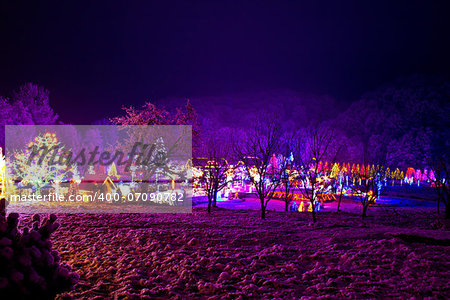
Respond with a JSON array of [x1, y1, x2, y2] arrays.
[[0, 199, 79, 299]]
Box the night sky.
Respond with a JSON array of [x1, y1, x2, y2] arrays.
[[1, 0, 449, 124]]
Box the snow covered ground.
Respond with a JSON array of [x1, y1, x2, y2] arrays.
[[17, 197, 445, 299]]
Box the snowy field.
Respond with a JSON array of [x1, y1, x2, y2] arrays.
[[16, 198, 446, 299]]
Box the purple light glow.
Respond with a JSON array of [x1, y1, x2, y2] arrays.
[[0, 1, 449, 298]]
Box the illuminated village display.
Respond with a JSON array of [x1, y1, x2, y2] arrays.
[[0, 128, 437, 216], [191, 153, 434, 211]]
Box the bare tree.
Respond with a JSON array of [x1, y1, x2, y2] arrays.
[[280, 170, 295, 211], [426, 156, 449, 219], [349, 141, 387, 218], [195, 129, 235, 213], [422, 130, 450, 219], [232, 112, 284, 219], [331, 164, 346, 212], [350, 164, 384, 218], [292, 125, 338, 223], [336, 184, 344, 212]]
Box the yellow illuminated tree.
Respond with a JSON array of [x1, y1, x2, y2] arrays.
[[12, 133, 72, 192]]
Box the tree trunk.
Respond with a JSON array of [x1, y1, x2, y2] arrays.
[[261, 199, 266, 219], [362, 205, 368, 218], [285, 199, 289, 212], [213, 190, 218, 207], [207, 192, 212, 214], [445, 203, 450, 219], [311, 203, 317, 223], [337, 190, 343, 212]]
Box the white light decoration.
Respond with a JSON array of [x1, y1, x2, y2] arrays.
[[11, 133, 72, 193]]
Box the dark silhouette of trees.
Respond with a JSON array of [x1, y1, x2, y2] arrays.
[[337, 75, 450, 169]]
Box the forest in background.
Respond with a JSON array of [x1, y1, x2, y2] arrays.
[[0, 74, 449, 169]]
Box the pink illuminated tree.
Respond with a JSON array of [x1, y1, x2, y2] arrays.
[[111, 100, 201, 155]]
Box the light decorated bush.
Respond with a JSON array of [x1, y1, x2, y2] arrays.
[[0, 198, 79, 298]]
